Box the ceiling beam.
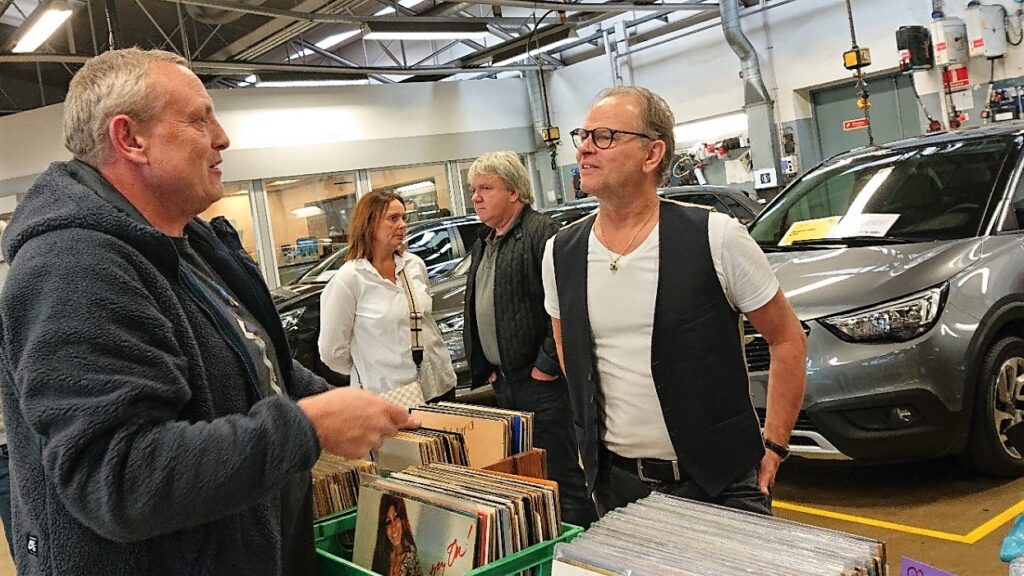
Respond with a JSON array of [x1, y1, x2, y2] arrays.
[[160, 0, 581, 25], [439, 0, 719, 12], [0, 53, 554, 74]]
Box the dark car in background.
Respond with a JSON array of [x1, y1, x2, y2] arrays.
[[272, 215, 484, 386]]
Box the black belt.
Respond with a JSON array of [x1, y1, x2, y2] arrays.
[[608, 450, 687, 482]]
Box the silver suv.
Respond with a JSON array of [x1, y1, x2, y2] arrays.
[[748, 124, 1024, 476]]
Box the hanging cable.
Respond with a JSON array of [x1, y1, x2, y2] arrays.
[[845, 0, 873, 145]]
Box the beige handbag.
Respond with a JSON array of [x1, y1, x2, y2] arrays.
[[379, 267, 426, 407]]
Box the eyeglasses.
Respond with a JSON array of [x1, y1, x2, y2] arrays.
[[570, 127, 659, 149]]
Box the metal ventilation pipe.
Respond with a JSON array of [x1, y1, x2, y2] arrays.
[[525, 70, 564, 205], [721, 0, 782, 197]]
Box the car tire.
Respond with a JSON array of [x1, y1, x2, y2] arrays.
[[966, 336, 1024, 477]]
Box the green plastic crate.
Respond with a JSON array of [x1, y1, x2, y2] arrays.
[[315, 508, 583, 576]]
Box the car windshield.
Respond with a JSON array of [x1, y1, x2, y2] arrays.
[[749, 138, 1012, 248]]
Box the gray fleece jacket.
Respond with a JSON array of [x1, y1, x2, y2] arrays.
[[0, 161, 329, 575]]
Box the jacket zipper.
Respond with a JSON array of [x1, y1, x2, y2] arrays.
[[178, 266, 263, 401]]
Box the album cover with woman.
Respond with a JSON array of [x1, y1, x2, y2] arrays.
[[353, 484, 479, 576]]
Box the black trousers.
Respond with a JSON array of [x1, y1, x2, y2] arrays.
[[594, 449, 772, 517], [493, 373, 598, 528]]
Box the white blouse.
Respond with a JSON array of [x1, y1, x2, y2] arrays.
[[318, 252, 456, 398]]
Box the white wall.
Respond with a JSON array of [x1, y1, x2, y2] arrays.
[[0, 76, 535, 194], [547, 0, 1024, 167]]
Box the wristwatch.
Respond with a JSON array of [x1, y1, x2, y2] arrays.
[[763, 438, 790, 461]]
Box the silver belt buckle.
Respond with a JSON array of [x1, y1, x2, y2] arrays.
[[636, 459, 653, 482], [636, 458, 682, 482]]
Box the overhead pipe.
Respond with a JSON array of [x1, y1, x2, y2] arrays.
[[721, 0, 769, 104], [721, 0, 782, 196]]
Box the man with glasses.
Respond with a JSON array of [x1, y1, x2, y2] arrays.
[[542, 86, 807, 516]]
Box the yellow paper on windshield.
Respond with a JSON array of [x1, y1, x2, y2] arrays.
[[778, 216, 842, 246]]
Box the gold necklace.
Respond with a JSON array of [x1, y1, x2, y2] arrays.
[[596, 203, 659, 271]]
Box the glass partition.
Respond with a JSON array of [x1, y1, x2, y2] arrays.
[[367, 163, 451, 223], [200, 181, 259, 265], [264, 172, 357, 285]]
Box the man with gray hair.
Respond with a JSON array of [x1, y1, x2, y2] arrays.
[[0, 48, 414, 575], [543, 86, 806, 516], [463, 151, 597, 527]]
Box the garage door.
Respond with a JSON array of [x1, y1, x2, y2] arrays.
[[812, 74, 922, 161]]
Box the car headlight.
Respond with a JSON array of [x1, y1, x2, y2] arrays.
[[819, 284, 948, 343], [436, 313, 465, 359], [279, 307, 306, 333]]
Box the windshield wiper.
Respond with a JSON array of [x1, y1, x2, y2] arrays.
[[790, 235, 919, 247]]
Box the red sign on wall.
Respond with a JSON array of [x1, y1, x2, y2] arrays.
[[942, 65, 970, 90], [843, 118, 871, 131]]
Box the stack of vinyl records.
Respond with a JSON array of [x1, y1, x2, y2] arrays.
[[374, 428, 469, 473], [552, 493, 886, 576], [410, 402, 534, 468], [311, 454, 377, 519], [352, 463, 561, 576]]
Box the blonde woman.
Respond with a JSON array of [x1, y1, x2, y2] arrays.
[[319, 190, 456, 401]]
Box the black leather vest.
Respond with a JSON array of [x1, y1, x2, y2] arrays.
[[552, 200, 763, 496]]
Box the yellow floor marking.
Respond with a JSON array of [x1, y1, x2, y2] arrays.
[[775, 499, 1024, 544]]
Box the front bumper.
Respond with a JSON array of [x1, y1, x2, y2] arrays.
[[747, 305, 977, 462]]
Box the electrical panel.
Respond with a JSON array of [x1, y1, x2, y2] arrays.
[[780, 156, 800, 176], [896, 25, 934, 71], [965, 4, 1007, 59], [931, 17, 970, 66]]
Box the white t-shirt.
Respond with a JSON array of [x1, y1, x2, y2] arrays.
[[318, 252, 455, 399], [542, 209, 779, 460]]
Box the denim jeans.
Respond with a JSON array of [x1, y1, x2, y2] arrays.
[[493, 373, 598, 528], [0, 444, 12, 556], [594, 450, 771, 517]]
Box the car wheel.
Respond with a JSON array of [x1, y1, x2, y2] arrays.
[[966, 336, 1024, 477]]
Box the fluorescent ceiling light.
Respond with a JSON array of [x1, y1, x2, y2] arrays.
[[12, 0, 73, 53], [373, 0, 422, 17], [673, 112, 749, 146], [267, 179, 299, 187], [395, 180, 436, 194], [490, 28, 579, 66], [256, 78, 369, 87], [365, 30, 490, 40], [291, 206, 324, 218], [254, 72, 369, 87], [286, 29, 361, 60], [363, 21, 490, 41]]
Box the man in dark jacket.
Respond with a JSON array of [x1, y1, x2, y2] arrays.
[[0, 48, 414, 576], [463, 152, 597, 528]]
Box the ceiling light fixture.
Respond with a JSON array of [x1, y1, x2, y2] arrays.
[[254, 73, 370, 88], [489, 26, 579, 66], [11, 0, 73, 53], [291, 206, 325, 218], [363, 21, 491, 41], [373, 0, 425, 17], [395, 180, 436, 194]]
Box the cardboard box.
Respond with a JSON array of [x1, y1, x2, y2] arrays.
[[481, 448, 547, 480]]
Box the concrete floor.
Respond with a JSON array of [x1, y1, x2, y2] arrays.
[[774, 457, 1023, 575], [0, 457, 1016, 575]]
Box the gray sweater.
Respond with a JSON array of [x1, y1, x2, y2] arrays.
[[0, 161, 329, 575]]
